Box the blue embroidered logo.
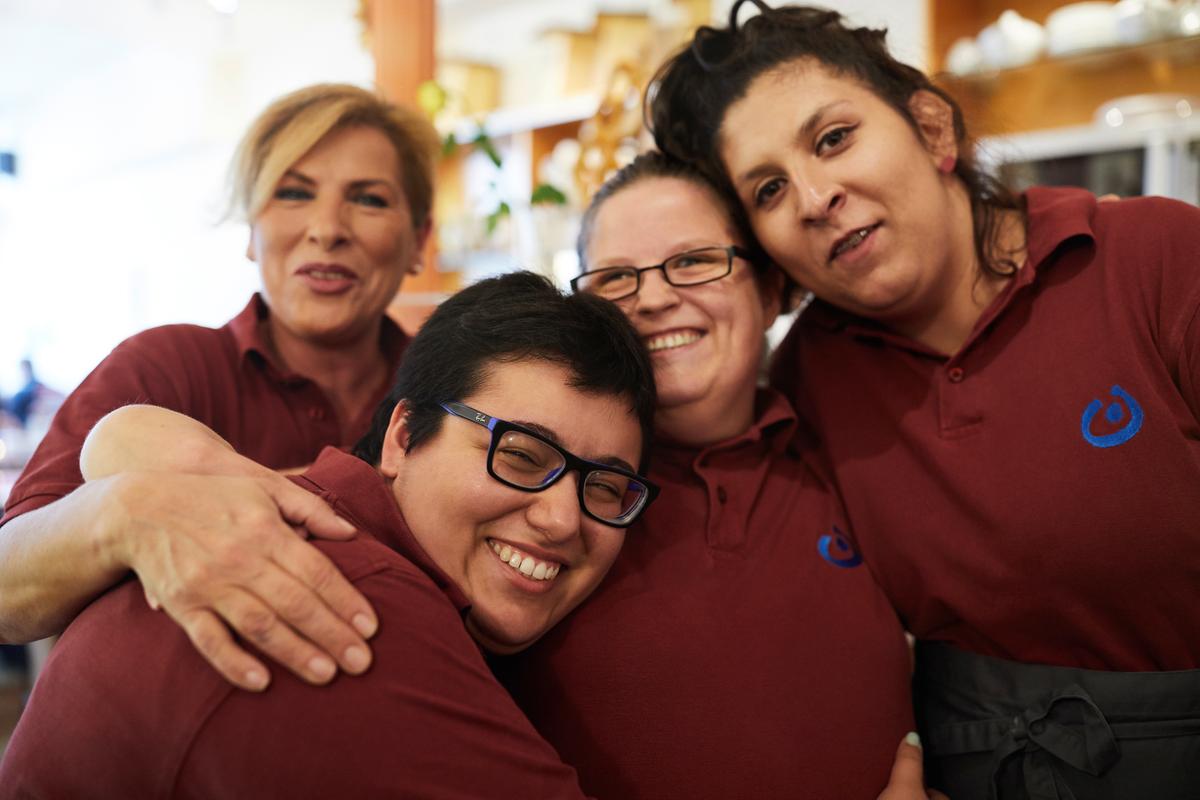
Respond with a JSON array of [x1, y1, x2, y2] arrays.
[[818, 526, 862, 568], [1081, 385, 1143, 449]]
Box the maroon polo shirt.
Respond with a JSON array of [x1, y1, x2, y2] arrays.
[[1, 294, 408, 527], [0, 448, 588, 799], [772, 187, 1200, 671], [498, 391, 914, 799]]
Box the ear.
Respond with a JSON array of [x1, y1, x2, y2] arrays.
[[757, 265, 786, 331], [907, 90, 957, 170], [245, 229, 257, 263], [408, 218, 434, 276], [378, 400, 413, 479]]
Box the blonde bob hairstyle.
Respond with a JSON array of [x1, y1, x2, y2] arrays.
[[227, 83, 439, 229]]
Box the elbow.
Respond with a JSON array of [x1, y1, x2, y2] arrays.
[[80, 404, 153, 480]]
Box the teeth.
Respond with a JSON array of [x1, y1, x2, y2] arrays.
[[647, 330, 702, 352], [489, 539, 562, 582], [834, 226, 874, 257], [308, 270, 350, 280]]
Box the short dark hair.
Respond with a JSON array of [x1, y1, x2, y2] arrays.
[[646, 1, 1023, 280], [353, 271, 657, 467]]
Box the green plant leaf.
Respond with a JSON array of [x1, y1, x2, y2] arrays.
[[441, 132, 458, 157], [485, 201, 511, 235], [531, 183, 568, 206], [473, 131, 503, 168]]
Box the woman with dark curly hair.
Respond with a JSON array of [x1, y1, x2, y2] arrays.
[[648, 2, 1200, 796]]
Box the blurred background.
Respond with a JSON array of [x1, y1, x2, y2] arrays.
[[0, 0, 1197, 522]]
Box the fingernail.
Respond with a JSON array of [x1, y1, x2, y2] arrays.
[[337, 516, 357, 533], [344, 645, 371, 673], [905, 731, 922, 749], [244, 669, 269, 691], [308, 656, 336, 682], [352, 613, 378, 638]]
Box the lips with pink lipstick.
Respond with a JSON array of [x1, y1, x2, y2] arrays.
[[295, 262, 359, 294], [829, 223, 882, 263]]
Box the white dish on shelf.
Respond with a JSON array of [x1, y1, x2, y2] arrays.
[[1046, 2, 1121, 56], [977, 10, 1046, 69], [946, 36, 984, 75], [1114, 0, 1179, 44]]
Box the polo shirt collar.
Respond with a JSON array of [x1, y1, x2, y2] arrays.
[[799, 186, 1098, 346], [302, 447, 471, 612], [655, 389, 798, 467], [228, 293, 409, 382]]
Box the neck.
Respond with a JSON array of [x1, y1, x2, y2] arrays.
[[653, 385, 757, 448], [266, 319, 389, 431], [891, 199, 1025, 356]]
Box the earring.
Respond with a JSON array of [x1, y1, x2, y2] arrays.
[[938, 156, 956, 174]]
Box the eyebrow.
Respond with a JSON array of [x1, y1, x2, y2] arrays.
[[733, 100, 850, 187], [511, 418, 637, 474], [281, 169, 397, 191]]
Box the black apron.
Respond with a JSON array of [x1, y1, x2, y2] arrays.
[[913, 640, 1200, 800]]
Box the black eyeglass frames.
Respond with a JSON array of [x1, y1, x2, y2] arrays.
[[570, 245, 753, 301], [439, 401, 659, 528]]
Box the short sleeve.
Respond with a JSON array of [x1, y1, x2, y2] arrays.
[[175, 564, 590, 800]]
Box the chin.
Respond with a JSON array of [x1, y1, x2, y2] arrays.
[[467, 612, 549, 656]]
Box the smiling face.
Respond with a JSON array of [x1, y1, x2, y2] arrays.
[[248, 125, 429, 349], [380, 359, 643, 654], [720, 60, 974, 334], [585, 177, 779, 445]]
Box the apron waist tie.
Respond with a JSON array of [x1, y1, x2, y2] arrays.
[[924, 682, 1200, 800]]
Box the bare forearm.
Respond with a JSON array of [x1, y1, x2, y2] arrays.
[[81, 405, 254, 481], [0, 480, 131, 642]]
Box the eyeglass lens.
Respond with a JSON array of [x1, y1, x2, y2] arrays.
[[492, 430, 648, 524]]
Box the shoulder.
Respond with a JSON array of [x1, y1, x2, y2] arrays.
[[110, 319, 237, 361]]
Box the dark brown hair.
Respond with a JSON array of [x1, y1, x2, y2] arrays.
[[646, 1, 1023, 279]]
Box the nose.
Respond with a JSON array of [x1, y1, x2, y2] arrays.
[[526, 472, 583, 545], [632, 267, 680, 315], [306, 197, 350, 250], [794, 163, 844, 224]]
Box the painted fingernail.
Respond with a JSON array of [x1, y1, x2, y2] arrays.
[[244, 669, 269, 691], [352, 613, 378, 638], [905, 731, 922, 749], [308, 656, 336, 682], [344, 645, 371, 673]]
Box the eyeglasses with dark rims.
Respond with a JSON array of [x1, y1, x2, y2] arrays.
[[570, 245, 754, 301], [439, 401, 659, 528]]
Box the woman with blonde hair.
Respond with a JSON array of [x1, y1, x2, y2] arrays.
[[0, 83, 437, 693]]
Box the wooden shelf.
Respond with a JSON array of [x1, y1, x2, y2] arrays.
[[929, 0, 1200, 136]]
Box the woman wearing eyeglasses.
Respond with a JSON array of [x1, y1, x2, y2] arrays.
[[497, 152, 920, 799], [644, 2, 1200, 796]]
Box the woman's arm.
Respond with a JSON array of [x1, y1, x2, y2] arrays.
[[0, 405, 379, 691], [73, 404, 380, 690]]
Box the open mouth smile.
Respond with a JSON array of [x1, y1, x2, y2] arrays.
[[488, 539, 562, 582], [830, 223, 881, 261], [645, 329, 704, 353]]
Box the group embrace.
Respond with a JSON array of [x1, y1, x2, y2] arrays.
[[2, 3, 1198, 798]]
